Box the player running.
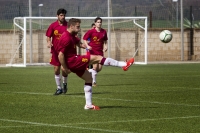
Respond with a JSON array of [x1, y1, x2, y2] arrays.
[[46, 8, 69, 95], [57, 18, 134, 110], [86, 23, 95, 70], [83, 17, 108, 87]]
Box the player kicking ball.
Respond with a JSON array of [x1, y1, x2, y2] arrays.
[[58, 18, 134, 110]]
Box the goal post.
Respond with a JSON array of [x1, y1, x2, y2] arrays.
[[6, 16, 148, 67]]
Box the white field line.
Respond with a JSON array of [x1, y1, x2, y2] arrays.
[[0, 91, 199, 107], [0, 119, 133, 133], [0, 125, 41, 128], [0, 115, 199, 130], [111, 88, 200, 93], [172, 87, 200, 90], [94, 97, 200, 107], [68, 115, 200, 125]]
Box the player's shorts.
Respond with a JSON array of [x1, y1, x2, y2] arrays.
[[90, 49, 103, 56], [67, 54, 90, 77], [50, 48, 61, 66]]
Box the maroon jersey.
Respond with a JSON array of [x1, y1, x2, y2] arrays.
[[46, 20, 68, 52], [83, 28, 108, 56], [58, 30, 90, 75], [58, 31, 80, 58]]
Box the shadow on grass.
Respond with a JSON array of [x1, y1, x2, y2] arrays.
[[99, 106, 159, 109], [98, 83, 136, 86], [66, 92, 109, 96], [0, 83, 7, 84]]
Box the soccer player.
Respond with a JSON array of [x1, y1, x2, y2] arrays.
[[86, 23, 95, 70], [46, 8, 69, 95], [83, 17, 108, 87], [58, 18, 134, 110]]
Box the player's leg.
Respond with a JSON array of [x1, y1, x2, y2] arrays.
[[71, 55, 99, 110], [79, 70, 100, 110], [89, 55, 134, 70], [89, 63, 102, 87], [50, 50, 64, 95], [88, 63, 98, 86], [61, 70, 68, 94], [54, 66, 63, 95]]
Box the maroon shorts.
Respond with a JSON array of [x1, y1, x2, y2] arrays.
[[67, 54, 90, 77], [90, 49, 103, 56], [50, 49, 61, 66]]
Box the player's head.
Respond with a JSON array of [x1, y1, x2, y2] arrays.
[[57, 8, 67, 23], [67, 18, 81, 34], [94, 17, 102, 28], [91, 23, 95, 29]]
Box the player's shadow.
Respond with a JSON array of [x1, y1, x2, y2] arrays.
[[99, 106, 159, 109], [0, 83, 7, 84], [98, 83, 136, 86], [66, 92, 109, 96]]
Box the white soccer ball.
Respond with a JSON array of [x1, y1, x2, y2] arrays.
[[159, 30, 173, 43]]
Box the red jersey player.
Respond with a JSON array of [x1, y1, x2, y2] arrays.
[[83, 17, 108, 86], [86, 23, 95, 70], [46, 8, 68, 95], [58, 18, 134, 110]]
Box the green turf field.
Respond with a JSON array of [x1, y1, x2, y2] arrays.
[[0, 64, 200, 133]]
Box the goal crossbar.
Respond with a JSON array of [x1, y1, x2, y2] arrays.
[[6, 16, 148, 67]]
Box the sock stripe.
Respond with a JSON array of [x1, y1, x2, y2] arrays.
[[100, 57, 106, 65], [85, 83, 92, 86]]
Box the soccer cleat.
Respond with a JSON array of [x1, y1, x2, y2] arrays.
[[122, 58, 134, 71], [84, 105, 100, 110], [92, 82, 97, 87], [54, 89, 63, 95], [63, 83, 68, 94]]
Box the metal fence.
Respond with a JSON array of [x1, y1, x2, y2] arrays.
[[0, 0, 200, 29]]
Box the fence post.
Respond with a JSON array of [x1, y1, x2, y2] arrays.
[[78, 6, 81, 55], [189, 5, 194, 60], [149, 11, 152, 28]]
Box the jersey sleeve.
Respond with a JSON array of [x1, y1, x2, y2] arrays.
[[57, 33, 69, 54], [46, 23, 54, 37], [104, 30, 108, 41], [75, 36, 80, 44], [83, 30, 91, 40]]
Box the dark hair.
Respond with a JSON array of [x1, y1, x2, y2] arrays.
[[57, 8, 67, 15], [68, 18, 81, 27], [91, 23, 95, 27], [94, 17, 102, 23]]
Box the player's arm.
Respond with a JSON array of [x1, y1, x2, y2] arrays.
[[83, 31, 92, 50], [58, 51, 71, 74], [76, 42, 86, 49], [83, 40, 92, 50], [46, 37, 53, 48], [103, 40, 108, 52]]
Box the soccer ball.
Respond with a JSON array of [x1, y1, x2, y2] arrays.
[[159, 30, 173, 43]]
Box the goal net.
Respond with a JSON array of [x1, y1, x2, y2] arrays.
[[6, 17, 147, 67]]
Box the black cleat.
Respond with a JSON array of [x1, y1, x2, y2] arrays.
[[54, 89, 63, 95], [63, 83, 68, 94]]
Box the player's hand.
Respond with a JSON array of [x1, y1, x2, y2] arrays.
[[61, 66, 71, 74], [47, 42, 53, 48], [103, 47, 108, 52], [87, 46, 92, 50], [80, 43, 87, 49]]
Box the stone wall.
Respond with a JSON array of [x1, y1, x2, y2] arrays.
[[0, 28, 199, 65]]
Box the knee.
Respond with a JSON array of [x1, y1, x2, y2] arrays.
[[54, 66, 60, 75], [85, 74, 93, 83], [96, 69, 101, 73]]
